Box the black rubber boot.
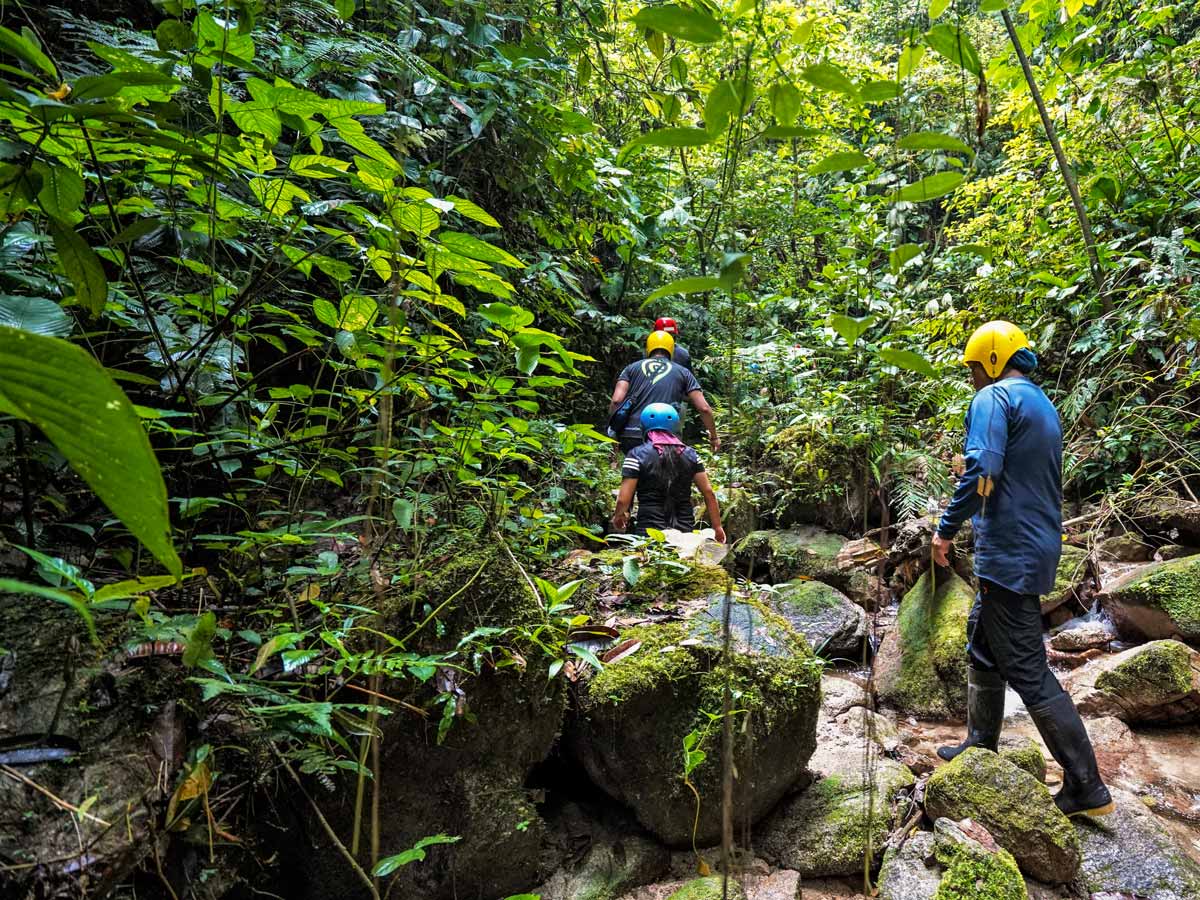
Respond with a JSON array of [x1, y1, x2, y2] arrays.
[[1028, 692, 1115, 818], [937, 666, 1006, 761]]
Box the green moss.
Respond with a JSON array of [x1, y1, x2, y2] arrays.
[[883, 569, 971, 716], [666, 876, 745, 900], [774, 579, 844, 615], [1045, 545, 1092, 610], [999, 742, 1046, 783], [1095, 639, 1194, 702], [734, 528, 846, 582], [1111, 556, 1200, 639], [934, 841, 1027, 900], [586, 622, 699, 704]]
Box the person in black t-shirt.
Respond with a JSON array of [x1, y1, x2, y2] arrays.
[[655, 316, 691, 370], [607, 331, 719, 455], [611, 403, 726, 541]]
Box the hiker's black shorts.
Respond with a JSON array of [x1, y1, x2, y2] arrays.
[[967, 578, 1064, 708]]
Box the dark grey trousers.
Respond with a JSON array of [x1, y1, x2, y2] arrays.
[[967, 578, 1064, 708]]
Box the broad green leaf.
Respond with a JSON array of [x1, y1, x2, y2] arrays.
[[891, 171, 964, 202], [897, 131, 974, 155], [829, 314, 878, 345], [195, 11, 256, 62], [948, 243, 994, 261], [516, 346, 539, 375], [630, 6, 723, 44], [929, 0, 951, 19], [228, 101, 282, 144], [0, 578, 95, 644], [0, 25, 56, 78], [792, 18, 815, 43], [898, 44, 925, 79], [889, 243, 923, 274], [1064, 0, 1084, 18], [373, 835, 461, 877], [704, 79, 750, 133], [37, 165, 84, 220], [718, 252, 749, 289], [155, 19, 195, 53], [395, 203, 440, 236], [809, 151, 871, 175], [0, 327, 181, 576], [48, 221, 107, 316], [438, 231, 524, 268], [769, 82, 802, 126], [877, 348, 936, 377], [924, 24, 982, 76], [621, 556, 641, 586], [92, 572, 197, 604], [762, 125, 822, 139], [337, 295, 378, 331], [801, 63, 857, 98], [980, 0, 1006, 10], [645, 27, 665, 59], [183, 611, 217, 668], [446, 195, 501, 228], [624, 127, 714, 152], [644, 276, 723, 303], [478, 302, 535, 330], [0, 295, 72, 337], [860, 81, 901, 102], [335, 0, 356, 19]]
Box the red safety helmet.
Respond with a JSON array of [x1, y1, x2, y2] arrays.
[[654, 317, 679, 335]]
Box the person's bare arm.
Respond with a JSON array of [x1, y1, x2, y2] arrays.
[[609, 380, 630, 415], [693, 471, 726, 543], [687, 389, 720, 452], [612, 477, 637, 532]]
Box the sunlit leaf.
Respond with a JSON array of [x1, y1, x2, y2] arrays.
[[630, 6, 724, 44], [860, 81, 901, 102], [801, 63, 857, 98], [49, 222, 107, 316], [898, 43, 925, 79], [924, 24, 982, 76], [769, 82, 802, 126], [889, 243, 923, 274], [0, 25, 56, 78], [644, 276, 723, 303], [890, 171, 964, 202], [829, 314, 878, 345], [624, 127, 714, 152], [0, 327, 180, 576], [762, 125, 822, 139], [373, 835, 462, 877], [877, 348, 936, 377], [929, 0, 951, 20], [809, 151, 871, 174], [897, 131, 974, 155]]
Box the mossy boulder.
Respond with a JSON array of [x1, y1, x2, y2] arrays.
[[732, 526, 848, 585], [666, 875, 746, 900], [1041, 545, 1094, 615], [932, 818, 1028, 900], [1073, 787, 1200, 900], [924, 748, 1081, 883], [1100, 555, 1200, 645], [879, 832, 942, 900], [567, 595, 822, 847], [756, 751, 914, 877], [1098, 532, 1154, 562], [769, 578, 867, 659], [1066, 639, 1200, 724], [875, 569, 972, 718], [299, 546, 567, 900], [999, 741, 1046, 783], [1134, 497, 1200, 545]]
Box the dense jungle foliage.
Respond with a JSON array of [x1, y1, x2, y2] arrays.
[[0, 0, 1197, 895]]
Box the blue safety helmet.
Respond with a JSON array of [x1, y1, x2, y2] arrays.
[[640, 402, 680, 433]]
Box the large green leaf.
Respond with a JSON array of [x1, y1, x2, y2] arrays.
[[924, 24, 982, 76], [891, 171, 964, 202], [624, 127, 714, 152], [889, 243, 923, 274], [704, 78, 751, 133], [631, 6, 723, 44], [0, 296, 72, 337], [801, 63, 858, 98], [49, 221, 108, 316], [898, 44, 925, 79], [0, 327, 181, 576], [877, 348, 936, 377], [897, 131, 974, 155], [809, 151, 871, 175], [769, 82, 802, 126], [36, 165, 85, 220], [644, 276, 723, 304], [829, 313, 877, 345], [438, 231, 524, 268], [929, 0, 951, 19], [0, 25, 56, 78], [861, 81, 901, 102]]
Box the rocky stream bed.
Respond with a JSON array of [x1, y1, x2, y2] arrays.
[[3, 500, 1200, 899]]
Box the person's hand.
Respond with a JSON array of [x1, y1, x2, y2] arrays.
[[710, 434, 721, 453], [932, 534, 952, 567], [611, 511, 629, 532], [713, 525, 727, 544]]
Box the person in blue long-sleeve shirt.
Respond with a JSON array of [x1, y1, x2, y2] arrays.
[[933, 321, 1113, 819]]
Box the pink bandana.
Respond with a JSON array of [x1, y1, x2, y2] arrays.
[[648, 431, 685, 453]]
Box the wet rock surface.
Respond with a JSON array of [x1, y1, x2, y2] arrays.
[[875, 569, 971, 718], [1050, 618, 1116, 651], [1067, 639, 1200, 723], [1073, 788, 1200, 900], [1100, 555, 1200, 644], [924, 748, 1081, 883], [732, 527, 848, 585], [768, 578, 867, 659], [1042, 544, 1095, 615]]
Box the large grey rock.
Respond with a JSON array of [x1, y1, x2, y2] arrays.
[[1050, 619, 1115, 651], [1099, 555, 1200, 645], [1098, 532, 1154, 562], [1066, 639, 1200, 724], [569, 596, 821, 847], [1134, 497, 1200, 545], [732, 527, 848, 585], [924, 748, 1081, 883], [756, 747, 914, 877], [536, 806, 669, 900], [878, 833, 941, 900], [769, 579, 867, 659], [875, 569, 971, 718], [1074, 788, 1200, 900]]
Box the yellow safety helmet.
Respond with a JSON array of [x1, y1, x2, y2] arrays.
[[645, 330, 675, 357], [962, 320, 1030, 379]]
